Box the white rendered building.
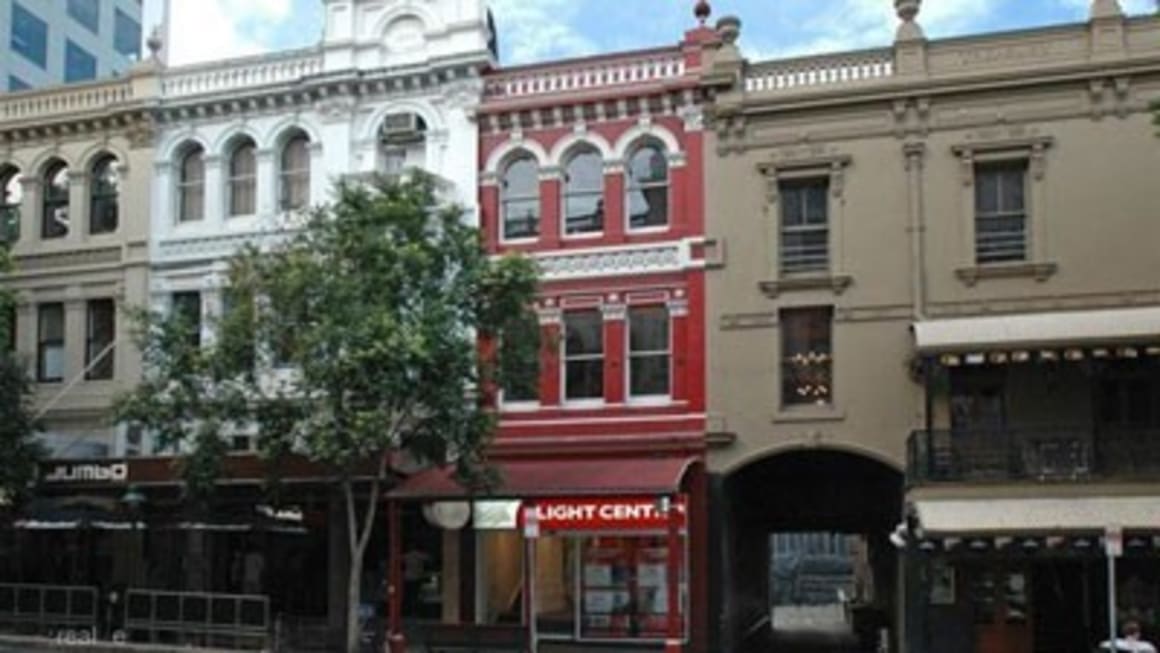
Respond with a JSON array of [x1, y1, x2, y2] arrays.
[[143, 0, 495, 455]]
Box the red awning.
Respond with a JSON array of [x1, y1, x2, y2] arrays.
[[389, 456, 697, 500]]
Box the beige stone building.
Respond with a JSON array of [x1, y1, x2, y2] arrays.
[[699, 1, 1160, 652], [1, 63, 157, 459]]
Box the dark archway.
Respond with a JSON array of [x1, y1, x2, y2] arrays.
[[715, 449, 904, 653]]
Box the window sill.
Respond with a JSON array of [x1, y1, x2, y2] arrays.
[[759, 274, 852, 298], [500, 401, 541, 414], [626, 395, 674, 407], [561, 399, 606, 410], [772, 405, 846, 424], [500, 236, 539, 246], [955, 261, 1057, 286], [562, 232, 604, 240], [627, 225, 669, 235]]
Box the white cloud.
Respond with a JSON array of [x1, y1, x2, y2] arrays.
[[488, 0, 598, 64], [743, 0, 1003, 60], [1057, 0, 1156, 15], [164, 0, 294, 65]]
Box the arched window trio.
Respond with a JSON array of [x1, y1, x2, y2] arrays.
[[500, 139, 674, 242], [175, 129, 313, 224], [0, 153, 125, 243]]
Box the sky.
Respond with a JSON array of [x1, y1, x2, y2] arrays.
[[145, 0, 1158, 68]]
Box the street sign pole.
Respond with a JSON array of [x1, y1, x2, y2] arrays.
[[1106, 526, 1122, 650]]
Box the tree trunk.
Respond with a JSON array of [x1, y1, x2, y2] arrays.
[[345, 546, 364, 653], [342, 456, 386, 653]]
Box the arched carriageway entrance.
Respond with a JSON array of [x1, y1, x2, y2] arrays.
[[712, 449, 904, 653]]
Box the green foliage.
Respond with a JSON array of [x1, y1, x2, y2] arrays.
[[116, 171, 540, 496], [0, 240, 43, 507]]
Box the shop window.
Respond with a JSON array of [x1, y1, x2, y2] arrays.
[[579, 536, 686, 640], [37, 303, 65, 382], [178, 145, 205, 223], [171, 291, 202, 349], [974, 161, 1028, 264], [42, 161, 70, 239], [85, 299, 115, 380], [563, 310, 603, 402], [626, 143, 668, 230], [779, 178, 829, 275], [780, 307, 833, 407], [279, 132, 311, 211], [228, 139, 258, 217], [628, 306, 670, 399], [562, 147, 603, 236], [534, 537, 576, 636], [501, 154, 539, 241], [89, 155, 119, 234], [0, 167, 21, 243]]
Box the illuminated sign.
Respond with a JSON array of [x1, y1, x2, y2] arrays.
[[43, 462, 129, 484], [524, 496, 687, 532]]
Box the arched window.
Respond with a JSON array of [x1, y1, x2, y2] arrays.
[[228, 139, 257, 217], [41, 161, 70, 239], [178, 145, 205, 223], [89, 155, 120, 234], [500, 154, 539, 240], [626, 142, 669, 230], [562, 146, 603, 236], [279, 132, 311, 211], [0, 167, 21, 243]]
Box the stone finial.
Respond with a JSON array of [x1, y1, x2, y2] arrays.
[[895, 0, 925, 41], [146, 26, 164, 61], [695, 0, 712, 26], [716, 15, 741, 46], [1090, 0, 1124, 19]]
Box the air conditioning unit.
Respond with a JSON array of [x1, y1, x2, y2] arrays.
[[379, 112, 426, 145]]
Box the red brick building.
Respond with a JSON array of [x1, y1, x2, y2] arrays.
[[389, 11, 718, 653]]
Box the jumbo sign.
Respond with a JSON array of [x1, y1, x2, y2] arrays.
[[523, 496, 688, 532], [43, 462, 130, 484]]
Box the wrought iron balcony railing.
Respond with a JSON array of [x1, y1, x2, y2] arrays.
[[907, 426, 1160, 485]]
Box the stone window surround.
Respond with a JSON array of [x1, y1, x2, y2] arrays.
[[757, 154, 853, 298], [159, 137, 322, 229], [951, 136, 1058, 286], [11, 155, 129, 245]]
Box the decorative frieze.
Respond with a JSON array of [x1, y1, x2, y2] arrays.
[[531, 239, 702, 282]]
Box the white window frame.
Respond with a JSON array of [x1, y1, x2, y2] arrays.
[[561, 309, 604, 407], [626, 305, 672, 404], [624, 143, 671, 234], [499, 154, 541, 244], [561, 148, 605, 240]]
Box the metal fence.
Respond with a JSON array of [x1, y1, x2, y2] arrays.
[[908, 426, 1160, 484], [124, 589, 269, 650], [0, 583, 98, 637]]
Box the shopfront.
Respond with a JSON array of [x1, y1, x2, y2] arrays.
[[907, 496, 1160, 653], [387, 455, 705, 653]]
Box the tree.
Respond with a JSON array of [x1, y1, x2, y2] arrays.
[[0, 238, 43, 509], [117, 172, 539, 653]]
